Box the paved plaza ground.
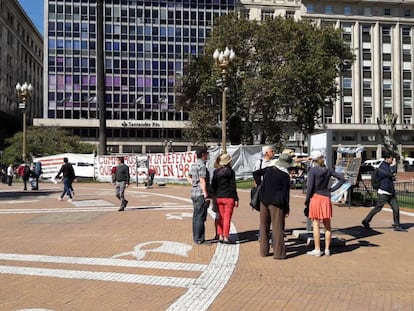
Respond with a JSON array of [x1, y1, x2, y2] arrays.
[[0, 180, 413, 311]]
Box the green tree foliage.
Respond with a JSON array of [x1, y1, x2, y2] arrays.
[[2, 126, 95, 165], [176, 14, 354, 145]]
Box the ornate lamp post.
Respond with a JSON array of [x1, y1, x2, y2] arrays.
[[213, 47, 235, 154], [15, 82, 33, 163]]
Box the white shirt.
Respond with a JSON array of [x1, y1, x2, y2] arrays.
[[7, 166, 13, 176]]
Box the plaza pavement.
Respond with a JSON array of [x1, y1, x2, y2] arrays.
[[0, 181, 413, 311]]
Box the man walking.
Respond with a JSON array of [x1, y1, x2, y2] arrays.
[[187, 146, 211, 244], [362, 153, 407, 232], [113, 156, 130, 211], [56, 157, 76, 202]]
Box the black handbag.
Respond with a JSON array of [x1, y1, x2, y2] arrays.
[[249, 185, 261, 211]]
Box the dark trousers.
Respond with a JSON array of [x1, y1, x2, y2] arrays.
[[363, 193, 400, 226], [23, 177, 28, 190], [61, 177, 73, 199], [259, 203, 286, 259], [192, 195, 208, 243]]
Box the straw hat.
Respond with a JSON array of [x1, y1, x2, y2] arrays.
[[219, 153, 232, 166]]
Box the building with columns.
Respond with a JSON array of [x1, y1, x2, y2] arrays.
[[239, 0, 414, 159]]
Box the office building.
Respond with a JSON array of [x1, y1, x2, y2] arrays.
[[0, 0, 43, 151], [36, 0, 236, 154]]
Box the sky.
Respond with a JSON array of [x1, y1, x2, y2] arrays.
[[18, 0, 44, 35]]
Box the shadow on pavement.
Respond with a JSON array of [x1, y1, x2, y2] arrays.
[[0, 189, 61, 199], [236, 230, 259, 244]]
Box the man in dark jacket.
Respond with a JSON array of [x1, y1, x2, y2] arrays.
[[56, 157, 76, 202], [362, 153, 407, 232], [113, 157, 130, 211]]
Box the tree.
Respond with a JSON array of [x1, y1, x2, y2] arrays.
[[1, 126, 95, 165], [176, 14, 354, 145]]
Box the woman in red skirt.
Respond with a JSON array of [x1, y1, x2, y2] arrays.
[[305, 151, 345, 257]]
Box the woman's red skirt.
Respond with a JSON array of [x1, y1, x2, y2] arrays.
[[309, 193, 332, 220]]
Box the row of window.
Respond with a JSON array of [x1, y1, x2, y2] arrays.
[[307, 4, 412, 18]]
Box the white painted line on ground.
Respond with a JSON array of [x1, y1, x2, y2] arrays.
[[0, 206, 193, 214], [2, 189, 240, 311], [0, 265, 194, 288], [0, 253, 207, 272]]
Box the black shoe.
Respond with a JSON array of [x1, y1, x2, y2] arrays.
[[394, 226, 407, 232], [118, 206, 125, 212], [124, 200, 128, 208], [362, 220, 370, 229]]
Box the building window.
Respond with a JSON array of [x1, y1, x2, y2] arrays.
[[286, 11, 295, 19], [307, 4, 314, 14], [384, 8, 391, 16], [344, 6, 351, 15], [404, 9, 412, 17], [364, 8, 372, 16], [325, 5, 333, 14], [239, 9, 249, 19], [261, 10, 274, 20]]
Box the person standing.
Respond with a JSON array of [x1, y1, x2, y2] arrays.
[[187, 146, 211, 245], [7, 164, 13, 186], [22, 163, 31, 191], [253, 154, 292, 259], [253, 145, 275, 185], [362, 153, 407, 232], [305, 151, 346, 257], [211, 153, 239, 244], [56, 157, 76, 202], [113, 156, 130, 211]]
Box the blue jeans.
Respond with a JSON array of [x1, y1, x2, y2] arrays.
[[61, 177, 73, 199], [192, 195, 208, 243], [363, 193, 400, 225]]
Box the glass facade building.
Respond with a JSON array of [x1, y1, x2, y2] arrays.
[[38, 0, 236, 153]]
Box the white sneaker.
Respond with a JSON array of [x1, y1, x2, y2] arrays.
[[68, 199, 73, 203], [324, 249, 331, 256], [58, 197, 63, 201], [306, 249, 323, 257]]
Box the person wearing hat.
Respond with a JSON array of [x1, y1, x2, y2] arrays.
[[305, 150, 346, 257], [211, 153, 239, 244], [253, 155, 292, 259]]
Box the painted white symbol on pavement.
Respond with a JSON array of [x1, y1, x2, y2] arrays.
[[112, 241, 192, 260], [16, 309, 54, 311], [166, 212, 193, 220]]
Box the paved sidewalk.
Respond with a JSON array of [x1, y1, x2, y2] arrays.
[[0, 182, 413, 311]]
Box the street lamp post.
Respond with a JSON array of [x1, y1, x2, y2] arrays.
[[15, 82, 33, 163], [213, 47, 235, 154]]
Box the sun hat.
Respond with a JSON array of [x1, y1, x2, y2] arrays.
[[219, 153, 232, 166], [310, 150, 324, 160], [269, 153, 293, 168], [282, 149, 296, 157]]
